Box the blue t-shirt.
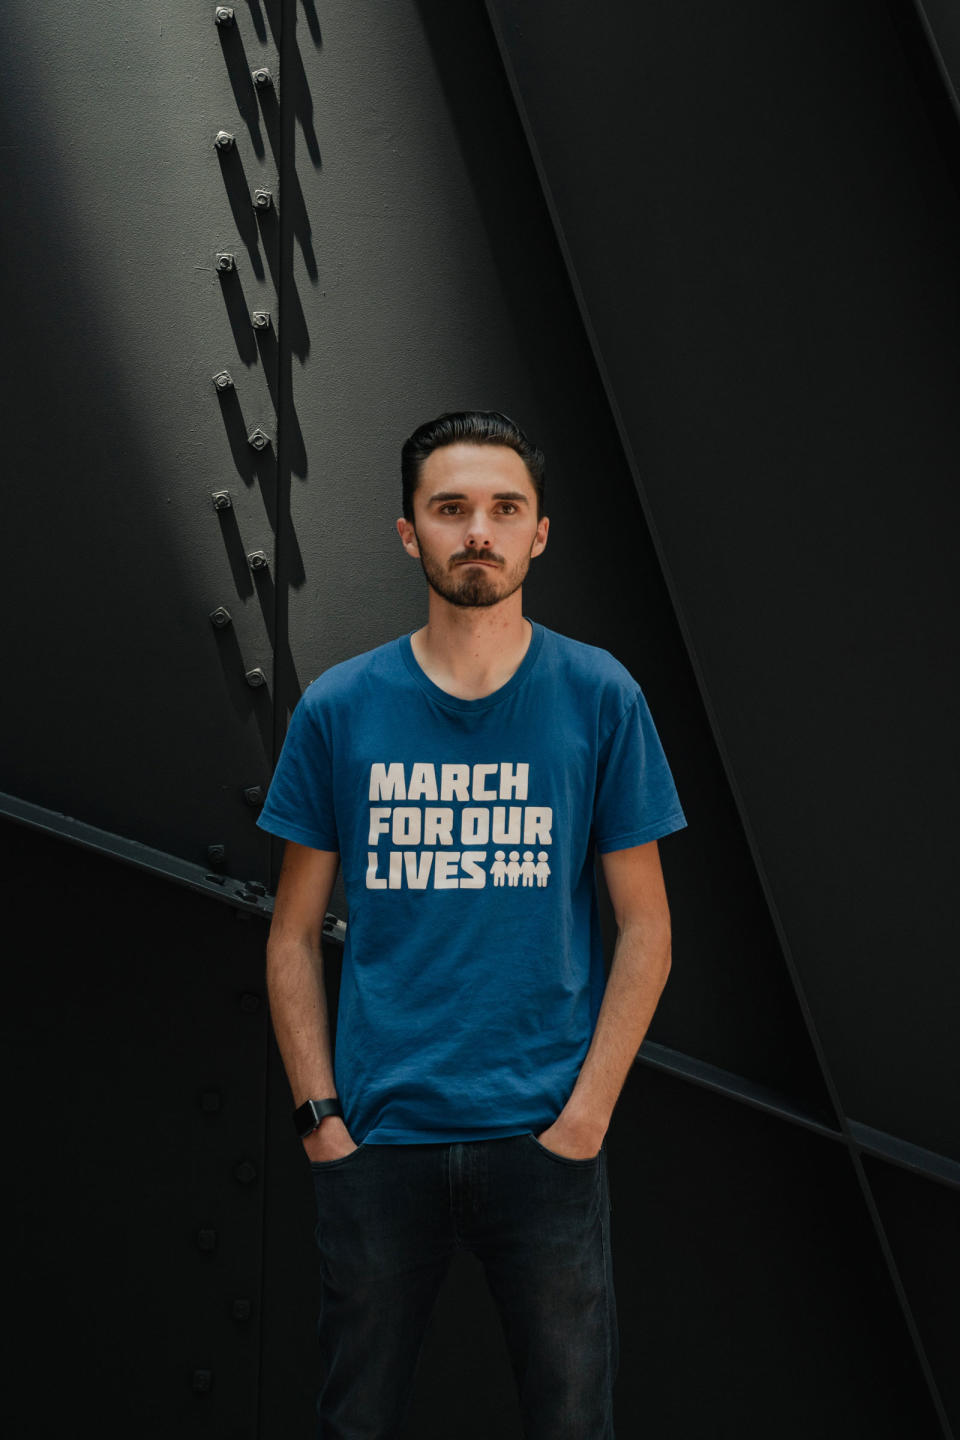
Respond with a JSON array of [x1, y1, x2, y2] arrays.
[[256, 618, 687, 1145]]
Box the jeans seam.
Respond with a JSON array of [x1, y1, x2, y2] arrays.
[[599, 1155, 616, 1435]]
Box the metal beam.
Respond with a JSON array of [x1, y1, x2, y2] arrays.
[[0, 788, 345, 947]]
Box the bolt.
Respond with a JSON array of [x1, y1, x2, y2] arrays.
[[192, 1370, 213, 1394], [212, 370, 234, 392], [251, 67, 273, 88], [213, 130, 235, 151], [235, 1160, 258, 1185], [251, 310, 270, 329], [245, 667, 267, 688], [215, 252, 235, 273], [232, 1299, 252, 1322], [197, 1229, 217, 1253], [247, 428, 270, 451], [207, 843, 226, 865], [243, 785, 265, 807], [244, 880, 266, 896], [214, 6, 234, 24], [211, 489, 232, 510], [239, 991, 261, 1012], [253, 188, 273, 210], [209, 607, 232, 630], [246, 549, 268, 571]]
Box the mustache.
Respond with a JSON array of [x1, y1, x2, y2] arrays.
[[454, 552, 503, 566]]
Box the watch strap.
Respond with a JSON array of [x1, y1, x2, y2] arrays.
[[293, 1097, 344, 1138]]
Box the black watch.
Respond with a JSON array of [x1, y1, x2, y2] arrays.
[[293, 1097, 344, 1139]]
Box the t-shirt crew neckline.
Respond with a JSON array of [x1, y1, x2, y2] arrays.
[[399, 617, 545, 713]]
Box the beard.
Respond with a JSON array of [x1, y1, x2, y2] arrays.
[[414, 536, 531, 609]]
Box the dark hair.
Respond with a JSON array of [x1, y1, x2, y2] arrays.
[[401, 410, 546, 522]]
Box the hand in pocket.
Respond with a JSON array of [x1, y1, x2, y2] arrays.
[[303, 1115, 359, 1164]]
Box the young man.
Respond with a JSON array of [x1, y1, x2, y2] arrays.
[[258, 410, 687, 1440]]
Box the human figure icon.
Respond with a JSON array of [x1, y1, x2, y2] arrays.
[[520, 850, 536, 886], [506, 850, 521, 886], [535, 851, 551, 887], [491, 850, 508, 886]]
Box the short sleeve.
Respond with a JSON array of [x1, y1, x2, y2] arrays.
[[593, 690, 687, 853], [255, 693, 339, 851]]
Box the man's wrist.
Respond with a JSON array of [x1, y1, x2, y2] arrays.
[[293, 1096, 343, 1138], [301, 1113, 347, 1148], [556, 1098, 609, 1149]]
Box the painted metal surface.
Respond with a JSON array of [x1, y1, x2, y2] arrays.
[[2, 0, 958, 1435], [484, 0, 960, 1162], [0, 1, 280, 879]]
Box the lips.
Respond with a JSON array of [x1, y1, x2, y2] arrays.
[[458, 559, 498, 567]]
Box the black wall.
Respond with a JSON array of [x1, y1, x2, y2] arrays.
[[3, 2, 957, 1436]]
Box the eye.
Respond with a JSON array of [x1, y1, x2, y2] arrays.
[[436, 501, 518, 515]]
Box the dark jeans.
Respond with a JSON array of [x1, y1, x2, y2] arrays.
[[309, 1131, 618, 1440]]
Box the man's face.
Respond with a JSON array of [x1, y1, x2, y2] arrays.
[[397, 443, 549, 609]]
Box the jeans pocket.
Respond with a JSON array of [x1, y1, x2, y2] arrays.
[[309, 1142, 367, 1171], [525, 1131, 602, 1167]]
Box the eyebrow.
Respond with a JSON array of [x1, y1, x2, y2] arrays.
[[426, 491, 530, 505]]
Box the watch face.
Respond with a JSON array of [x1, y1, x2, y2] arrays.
[[294, 1101, 317, 1133], [294, 1099, 340, 1136]]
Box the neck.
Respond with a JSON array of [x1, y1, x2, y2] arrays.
[[411, 593, 532, 698]]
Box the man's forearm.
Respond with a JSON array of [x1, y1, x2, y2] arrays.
[[266, 937, 337, 1106], [560, 918, 672, 1146]]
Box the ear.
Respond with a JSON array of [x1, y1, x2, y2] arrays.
[[530, 515, 549, 559], [397, 516, 420, 557]]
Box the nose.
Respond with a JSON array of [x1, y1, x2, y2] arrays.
[[464, 509, 493, 550]]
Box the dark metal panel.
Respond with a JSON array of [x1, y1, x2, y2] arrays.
[[911, 0, 960, 119], [6, 0, 955, 1432], [609, 1069, 943, 1440], [0, 788, 274, 918], [864, 1155, 960, 1435], [485, 0, 960, 1161], [0, 2, 280, 879], [3, 818, 270, 1439], [7, 803, 946, 1440]]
